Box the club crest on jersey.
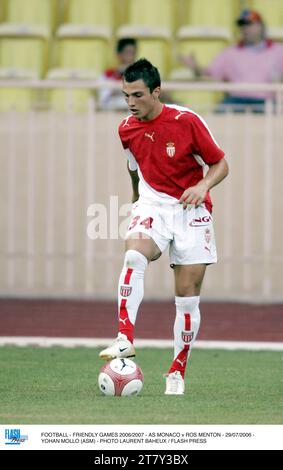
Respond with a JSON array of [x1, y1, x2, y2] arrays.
[[120, 285, 132, 297], [182, 330, 194, 343], [166, 142, 175, 158]]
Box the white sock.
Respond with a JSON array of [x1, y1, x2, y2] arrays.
[[118, 249, 148, 342], [169, 296, 201, 378]]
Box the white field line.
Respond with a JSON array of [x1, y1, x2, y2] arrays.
[[0, 337, 282, 351]]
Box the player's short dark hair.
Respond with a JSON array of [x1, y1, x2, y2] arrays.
[[123, 58, 161, 93], [116, 38, 137, 54]]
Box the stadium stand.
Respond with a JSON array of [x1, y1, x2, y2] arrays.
[[186, 0, 239, 30], [0, 0, 6, 22], [173, 0, 240, 105], [170, 26, 232, 106], [127, 0, 176, 31], [251, 0, 283, 27], [63, 0, 114, 29], [1, 0, 275, 111], [0, 23, 49, 111], [0, 24, 49, 77], [117, 25, 171, 79], [5, 0, 56, 32], [47, 26, 110, 111], [117, 0, 176, 78], [251, 0, 283, 41], [0, 0, 54, 110], [0, 86, 40, 112], [46, 0, 114, 110]]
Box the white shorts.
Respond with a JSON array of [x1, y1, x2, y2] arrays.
[[125, 199, 217, 266]]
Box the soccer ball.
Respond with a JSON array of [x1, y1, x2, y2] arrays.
[[98, 358, 144, 396]]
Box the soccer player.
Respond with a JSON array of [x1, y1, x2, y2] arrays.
[[99, 59, 229, 395]]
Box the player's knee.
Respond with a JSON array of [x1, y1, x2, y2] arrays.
[[175, 279, 202, 297], [123, 249, 148, 271]]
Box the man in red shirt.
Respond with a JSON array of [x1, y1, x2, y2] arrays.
[[99, 59, 229, 395]]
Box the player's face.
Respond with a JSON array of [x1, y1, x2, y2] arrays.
[[240, 22, 263, 45], [122, 79, 160, 120]]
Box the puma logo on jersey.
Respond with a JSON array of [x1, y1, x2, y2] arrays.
[[175, 111, 187, 120], [144, 131, 155, 142], [205, 246, 212, 255], [122, 116, 131, 127]]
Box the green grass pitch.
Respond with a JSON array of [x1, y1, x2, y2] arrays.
[[0, 346, 282, 424]]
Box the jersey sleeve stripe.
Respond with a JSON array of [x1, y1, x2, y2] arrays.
[[165, 103, 223, 149], [125, 148, 138, 171]]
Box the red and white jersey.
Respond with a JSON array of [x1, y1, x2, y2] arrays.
[[118, 104, 225, 212]]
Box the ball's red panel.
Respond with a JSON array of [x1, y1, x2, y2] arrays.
[[99, 359, 144, 396]]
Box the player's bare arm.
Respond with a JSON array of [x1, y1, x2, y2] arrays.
[[179, 157, 229, 208], [127, 162, 139, 203]]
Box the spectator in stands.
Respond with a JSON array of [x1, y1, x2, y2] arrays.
[[99, 38, 137, 110], [179, 9, 283, 111], [99, 37, 174, 109]]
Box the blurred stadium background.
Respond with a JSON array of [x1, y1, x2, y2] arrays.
[[0, 0, 283, 348]]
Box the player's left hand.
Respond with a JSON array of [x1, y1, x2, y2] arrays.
[[179, 181, 209, 209]]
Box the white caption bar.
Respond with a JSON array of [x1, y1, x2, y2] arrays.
[[1, 425, 282, 450]]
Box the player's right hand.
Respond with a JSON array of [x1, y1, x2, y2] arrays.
[[179, 181, 208, 209]]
